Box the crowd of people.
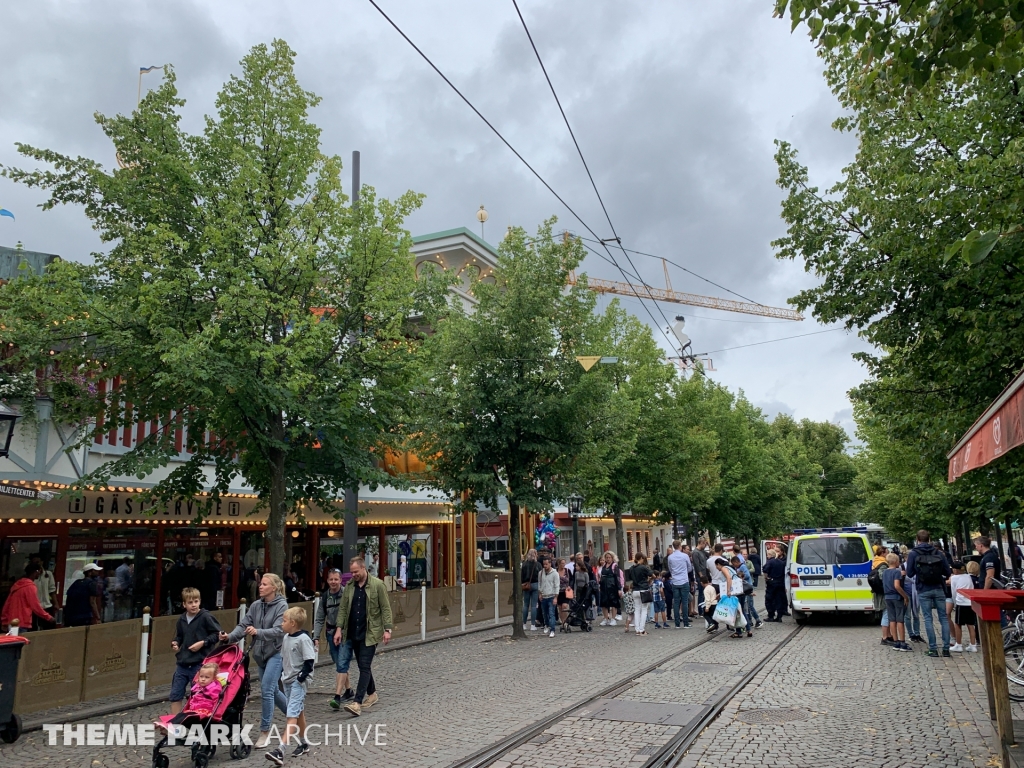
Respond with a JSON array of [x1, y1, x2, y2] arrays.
[[519, 538, 792, 639], [872, 529, 1001, 656]]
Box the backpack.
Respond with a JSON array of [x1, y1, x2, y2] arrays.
[[868, 562, 887, 595], [914, 550, 946, 587]]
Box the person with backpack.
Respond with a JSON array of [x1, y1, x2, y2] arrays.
[[906, 529, 952, 658], [869, 545, 892, 645]]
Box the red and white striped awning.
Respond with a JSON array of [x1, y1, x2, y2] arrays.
[[948, 367, 1024, 482]]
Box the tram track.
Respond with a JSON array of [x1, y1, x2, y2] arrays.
[[642, 624, 804, 768], [447, 623, 804, 768]]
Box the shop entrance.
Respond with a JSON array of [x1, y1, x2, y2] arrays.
[[65, 526, 156, 622], [161, 529, 233, 614], [0, 536, 59, 628]]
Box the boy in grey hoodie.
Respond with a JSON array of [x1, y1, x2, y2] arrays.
[[265, 606, 315, 764]]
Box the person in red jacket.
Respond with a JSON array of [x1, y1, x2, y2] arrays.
[[2, 562, 54, 631]]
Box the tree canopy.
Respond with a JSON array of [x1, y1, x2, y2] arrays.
[[0, 40, 444, 575], [773, 45, 1024, 542], [776, 0, 1024, 89]]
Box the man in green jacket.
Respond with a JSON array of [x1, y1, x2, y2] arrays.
[[338, 557, 393, 716]]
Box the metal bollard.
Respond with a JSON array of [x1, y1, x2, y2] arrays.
[[420, 586, 426, 641], [461, 581, 466, 632], [138, 607, 151, 700], [494, 578, 500, 625], [7, 618, 19, 636], [237, 599, 247, 654]]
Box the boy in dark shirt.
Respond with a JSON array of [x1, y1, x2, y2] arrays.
[[168, 587, 222, 714], [882, 553, 911, 652]]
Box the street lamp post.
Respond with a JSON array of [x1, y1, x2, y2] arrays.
[[568, 494, 583, 556], [690, 511, 700, 545], [0, 403, 19, 459]]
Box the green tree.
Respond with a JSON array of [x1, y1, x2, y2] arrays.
[[411, 221, 615, 639], [0, 40, 443, 576], [771, 415, 860, 528], [775, 0, 1024, 89], [571, 301, 710, 559], [772, 58, 1024, 540]]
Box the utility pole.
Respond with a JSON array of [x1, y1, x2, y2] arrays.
[[343, 150, 361, 567]]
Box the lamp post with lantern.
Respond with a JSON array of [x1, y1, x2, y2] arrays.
[[476, 205, 488, 239], [567, 493, 583, 556]]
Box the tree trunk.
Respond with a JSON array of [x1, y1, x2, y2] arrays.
[[509, 500, 526, 639], [268, 414, 288, 577], [613, 507, 625, 562]]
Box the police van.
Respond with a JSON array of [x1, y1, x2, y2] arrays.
[[786, 527, 874, 623]]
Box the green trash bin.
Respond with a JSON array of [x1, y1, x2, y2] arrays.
[[0, 635, 29, 743]]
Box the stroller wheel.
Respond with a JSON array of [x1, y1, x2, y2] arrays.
[[195, 754, 210, 768], [153, 755, 170, 768], [236, 742, 252, 760], [584, 623, 592, 632]]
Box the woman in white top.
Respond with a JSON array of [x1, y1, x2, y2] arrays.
[[949, 560, 979, 652], [722, 563, 749, 639]]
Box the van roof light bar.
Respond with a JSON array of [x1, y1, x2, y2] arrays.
[[792, 526, 868, 535]]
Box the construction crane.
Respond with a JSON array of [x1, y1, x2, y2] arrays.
[[568, 258, 803, 321]]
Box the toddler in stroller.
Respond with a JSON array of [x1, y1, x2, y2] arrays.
[[152, 645, 252, 768], [157, 662, 221, 726], [560, 581, 595, 633]]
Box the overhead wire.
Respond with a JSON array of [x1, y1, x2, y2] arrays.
[[368, 0, 829, 361], [509, 0, 679, 342], [693, 327, 847, 356], [574, 235, 768, 307], [364, 0, 676, 350], [579, 244, 791, 324]]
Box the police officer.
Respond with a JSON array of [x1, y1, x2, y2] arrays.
[[762, 549, 787, 622]]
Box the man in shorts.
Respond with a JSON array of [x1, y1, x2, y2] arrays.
[[313, 568, 354, 708], [882, 553, 911, 652]]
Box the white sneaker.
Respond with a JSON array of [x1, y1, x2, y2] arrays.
[[616, 615, 623, 621], [255, 733, 274, 749], [610, 619, 618, 625], [599, 619, 609, 626], [967, 644, 979, 653], [529, 624, 538, 631], [949, 643, 964, 652], [548, 630, 555, 638]]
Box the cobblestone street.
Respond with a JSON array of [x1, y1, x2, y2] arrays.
[[1, 613, 1014, 768], [679, 618, 1005, 768]]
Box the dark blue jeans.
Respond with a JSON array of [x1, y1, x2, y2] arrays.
[[918, 587, 950, 651], [522, 585, 539, 626], [673, 584, 691, 626], [540, 596, 557, 632]]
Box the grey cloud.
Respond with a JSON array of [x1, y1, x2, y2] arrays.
[[0, 0, 864, 425]]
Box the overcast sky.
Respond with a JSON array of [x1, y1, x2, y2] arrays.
[[0, 0, 870, 439]]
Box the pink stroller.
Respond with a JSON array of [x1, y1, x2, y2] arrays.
[[151, 645, 252, 768]]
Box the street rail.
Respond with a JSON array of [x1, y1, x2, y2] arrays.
[[447, 624, 804, 768]]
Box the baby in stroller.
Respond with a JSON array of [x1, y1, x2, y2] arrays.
[[151, 645, 252, 768], [155, 663, 222, 731]]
